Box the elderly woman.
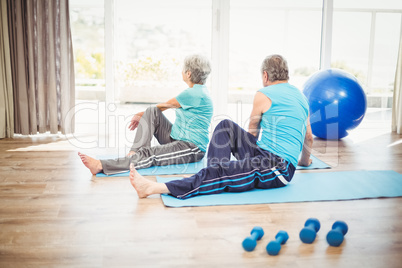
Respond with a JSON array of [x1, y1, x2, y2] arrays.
[[79, 54, 213, 175]]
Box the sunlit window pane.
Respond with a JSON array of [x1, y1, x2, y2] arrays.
[[331, 11, 371, 86], [371, 13, 401, 92], [70, 0, 105, 100], [287, 10, 322, 87], [229, 0, 322, 95], [114, 0, 212, 103]]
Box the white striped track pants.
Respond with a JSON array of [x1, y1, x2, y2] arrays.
[[100, 106, 204, 175]]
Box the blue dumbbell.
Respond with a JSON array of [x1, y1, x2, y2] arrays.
[[242, 226, 264, 251], [326, 221, 348, 247], [266, 230, 289, 256], [299, 218, 321, 244]]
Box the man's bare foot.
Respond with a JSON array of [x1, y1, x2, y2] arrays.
[[78, 152, 103, 175], [129, 165, 169, 198], [126, 151, 136, 157]]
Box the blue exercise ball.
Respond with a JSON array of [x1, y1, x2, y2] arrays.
[[303, 69, 367, 139]]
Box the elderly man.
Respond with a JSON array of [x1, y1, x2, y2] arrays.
[[129, 54, 313, 199], [79, 54, 213, 175]]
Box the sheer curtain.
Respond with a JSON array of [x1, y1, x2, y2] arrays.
[[7, 0, 75, 135], [0, 0, 13, 138], [392, 31, 402, 134]]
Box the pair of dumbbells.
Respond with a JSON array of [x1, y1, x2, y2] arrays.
[[299, 218, 348, 246], [242, 227, 288, 256]]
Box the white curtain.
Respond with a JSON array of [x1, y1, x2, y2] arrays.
[[0, 0, 13, 138], [392, 30, 402, 134], [7, 0, 75, 135]]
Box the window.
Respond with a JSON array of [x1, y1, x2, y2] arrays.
[[332, 0, 402, 108], [70, 0, 402, 112]]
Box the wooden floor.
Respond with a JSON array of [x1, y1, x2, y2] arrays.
[[1, 110, 402, 267]]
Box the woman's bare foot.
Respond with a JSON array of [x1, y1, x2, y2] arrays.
[[129, 165, 169, 198], [78, 152, 103, 175]]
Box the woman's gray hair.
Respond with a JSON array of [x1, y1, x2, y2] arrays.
[[183, 54, 211, 85], [261, 54, 289, 82]]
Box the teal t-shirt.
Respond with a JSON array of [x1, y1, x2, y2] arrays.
[[256, 83, 309, 167], [170, 84, 213, 152]]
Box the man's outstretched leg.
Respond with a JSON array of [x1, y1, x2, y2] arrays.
[[78, 152, 103, 175], [129, 164, 170, 198]]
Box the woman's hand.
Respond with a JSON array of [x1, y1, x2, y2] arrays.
[[298, 158, 312, 167], [128, 112, 144, 131]]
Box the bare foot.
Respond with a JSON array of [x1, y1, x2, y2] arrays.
[[78, 152, 103, 175], [129, 165, 169, 198], [126, 151, 136, 157]]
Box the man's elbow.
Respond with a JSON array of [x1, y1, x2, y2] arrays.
[[248, 129, 259, 137]]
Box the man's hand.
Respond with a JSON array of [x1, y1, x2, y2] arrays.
[[128, 112, 144, 131], [298, 158, 312, 167]]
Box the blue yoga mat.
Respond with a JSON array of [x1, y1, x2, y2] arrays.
[[156, 170, 402, 207], [96, 154, 330, 177]]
